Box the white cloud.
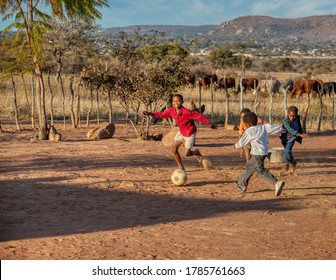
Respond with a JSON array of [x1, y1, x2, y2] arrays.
[[250, 0, 336, 18]]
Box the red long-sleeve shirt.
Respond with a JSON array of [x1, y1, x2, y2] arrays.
[[151, 106, 210, 137]]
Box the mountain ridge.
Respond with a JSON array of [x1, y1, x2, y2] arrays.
[[104, 15, 336, 42]]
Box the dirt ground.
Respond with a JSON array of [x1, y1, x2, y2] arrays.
[[0, 122, 335, 260]]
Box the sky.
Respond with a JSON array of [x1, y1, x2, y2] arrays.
[[1, 0, 336, 30], [95, 0, 336, 27]]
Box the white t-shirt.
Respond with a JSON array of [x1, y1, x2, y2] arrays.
[[234, 124, 284, 155]]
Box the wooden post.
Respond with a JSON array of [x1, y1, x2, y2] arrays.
[[317, 88, 323, 132], [198, 82, 202, 126], [69, 76, 76, 128], [283, 86, 289, 116], [11, 76, 21, 131], [210, 79, 214, 123], [268, 78, 273, 124], [302, 85, 311, 133], [76, 83, 81, 127], [31, 75, 36, 129], [47, 70, 54, 125], [86, 82, 93, 127], [332, 84, 335, 130], [239, 77, 244, 111], [96, 88, 100, 125], [198, 82, 202, 117], [223, 76, 230, 128]]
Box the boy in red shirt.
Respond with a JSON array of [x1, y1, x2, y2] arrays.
[[143, 94, 216, 170]]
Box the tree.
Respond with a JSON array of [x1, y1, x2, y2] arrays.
[[42, 19, 102, 128], [0, 0, 108, 139], [208, 48, 251, 72], [102, 31, 189, 139], [276, 57, 296, 72]]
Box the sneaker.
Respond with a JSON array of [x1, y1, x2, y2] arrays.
[[274, 181, 285, 196], [234, 182, 247, 193]]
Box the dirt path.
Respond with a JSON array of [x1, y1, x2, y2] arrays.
[[0, 123, 335, 259]]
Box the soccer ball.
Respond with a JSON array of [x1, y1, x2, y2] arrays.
[[171, 169, 187, 186]]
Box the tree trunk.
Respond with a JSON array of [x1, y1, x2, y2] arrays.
[[96, 88, 100, 124], [11, 76, 21, 131], [69, 76, 76, 128], [76, 82, 81, 127], [108, 90, 113, 123], [31, 76, 36, 129], [134, 101, 140, 125], [59, 75, 66, 129], [35, 64, 48, 140], [20, 74, 31, 120], [47, 70, 54, 125], [86, 83, 93, 127], [56, 57, 66, 129]]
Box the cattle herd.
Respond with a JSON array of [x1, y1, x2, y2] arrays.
[[183, 74, 336, 98]]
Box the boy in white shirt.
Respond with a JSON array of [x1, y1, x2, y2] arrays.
[[234, 112, 285, 196]]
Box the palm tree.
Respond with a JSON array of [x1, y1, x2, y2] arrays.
[[0, 0, 108, 139]]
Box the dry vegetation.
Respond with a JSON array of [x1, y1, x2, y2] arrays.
[[1, 70, 335, 133]]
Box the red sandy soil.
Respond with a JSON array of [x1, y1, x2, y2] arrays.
[[0, 123, 335, 260]]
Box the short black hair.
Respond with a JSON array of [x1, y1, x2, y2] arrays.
[[288, 106, 298, 114], [173, 94, 183, 103], [243, 112, 258, 126], [240, 108, 251, 114]]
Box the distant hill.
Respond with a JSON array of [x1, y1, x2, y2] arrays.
[[104, 15, 336, 42], [211, 15, 336, 42], [104, 25, 216, 37]]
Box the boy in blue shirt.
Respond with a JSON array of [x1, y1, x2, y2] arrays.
[[280, 106, 309, 175]]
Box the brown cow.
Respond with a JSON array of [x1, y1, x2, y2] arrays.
[[310, 78, 324, 98], [215, 77, 236, 91], [198, 74, 218, 90], [234, 78, 258, 95], [289, 77, 324, 98]]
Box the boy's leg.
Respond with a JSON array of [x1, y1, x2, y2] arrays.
[[284, 140, 295, 165], [172, 131, 186, 170], [279, 139, 292, 175], [254, 155, 285, 196], [184, 134, 201, 157], [253, 155, 277, 184], [172, 140, 184, 170], [237, 156, 257, 192]]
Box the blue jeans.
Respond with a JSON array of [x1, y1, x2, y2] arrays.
[[282, 138, 296, 164]]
